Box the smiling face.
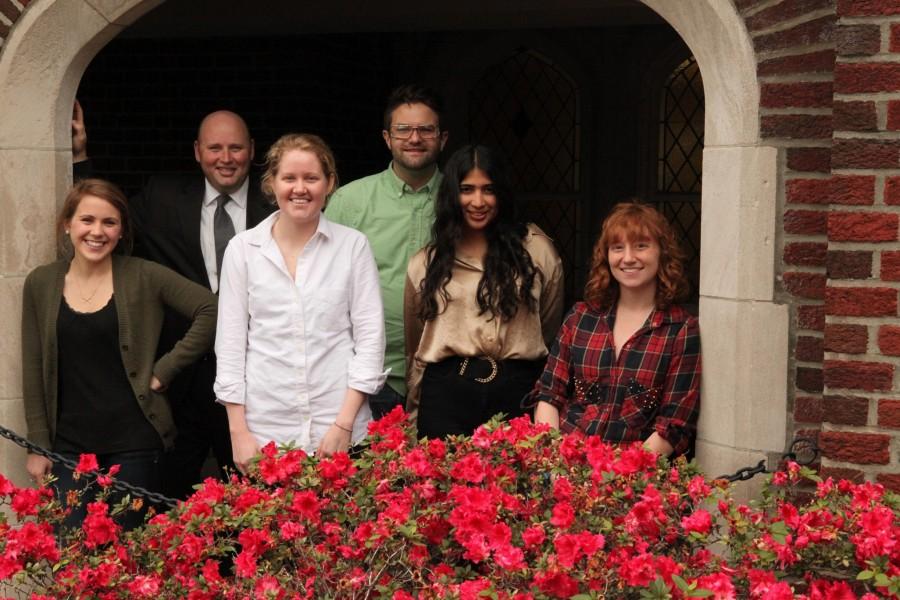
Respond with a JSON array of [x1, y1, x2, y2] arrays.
[[194, 111, 255, 195], [458, 167, 498, 235], [382, 102, 447, 178], [607, 232, 661, 297], [272, 149, 334, 228], [66, 194, 122, 265]]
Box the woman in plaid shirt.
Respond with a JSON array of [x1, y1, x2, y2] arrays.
[[529, 202, 701, 457]]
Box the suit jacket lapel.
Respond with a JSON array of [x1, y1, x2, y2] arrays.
[[246, 179, 272, 229], [178, 177, 211, 289]]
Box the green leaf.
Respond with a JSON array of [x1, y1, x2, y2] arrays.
[[671, 574, 691, 592], [857, 570, 875, 581]]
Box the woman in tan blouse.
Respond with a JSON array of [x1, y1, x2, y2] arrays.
[[404, 145, 564, 438]]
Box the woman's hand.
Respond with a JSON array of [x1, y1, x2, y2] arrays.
[[150, 376, 167, 392], [230, 430, 260, 475], [26, 454, 52, 484], [317, 424, 352, 457]]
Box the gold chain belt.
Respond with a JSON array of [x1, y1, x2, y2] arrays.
[[457, 356, 499, 383]]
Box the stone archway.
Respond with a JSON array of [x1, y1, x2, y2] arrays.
[[0, 0, 787, 486]]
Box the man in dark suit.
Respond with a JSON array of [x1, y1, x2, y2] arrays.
[[73, 105, 275, 498]]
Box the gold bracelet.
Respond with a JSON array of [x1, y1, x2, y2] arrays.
[[333, 422, 352, 433]]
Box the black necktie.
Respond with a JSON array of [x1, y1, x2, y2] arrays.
[[214, 194, 236, 276]]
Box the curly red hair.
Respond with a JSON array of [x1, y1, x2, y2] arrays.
[[584, 201, 689, 310]]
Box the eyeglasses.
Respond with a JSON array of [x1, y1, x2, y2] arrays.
[[389, 124, 440, 140]]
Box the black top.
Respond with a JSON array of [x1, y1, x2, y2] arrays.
[[54, 296, 162, 454]]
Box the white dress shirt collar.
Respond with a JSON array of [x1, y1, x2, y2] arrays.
[[203, 177, 249, 209]]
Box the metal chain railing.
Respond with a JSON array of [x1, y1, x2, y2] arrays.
[[0, 423, 179, 508], [718, 436, 820, 483]]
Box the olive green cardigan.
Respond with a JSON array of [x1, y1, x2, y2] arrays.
[[21, 255, 217, 451]]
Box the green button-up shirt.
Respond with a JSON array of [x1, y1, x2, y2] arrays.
[[325, 163, 441, 396]]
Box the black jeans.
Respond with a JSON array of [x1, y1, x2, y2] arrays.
[[417, 357, 543, 439], [368, 384, 406, 421], [52, 448, 162, 533]]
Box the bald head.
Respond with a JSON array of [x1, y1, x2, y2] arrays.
[[194, 111, 255, 194]]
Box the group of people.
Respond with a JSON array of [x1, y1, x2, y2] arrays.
[[21, 84, 701, 523]]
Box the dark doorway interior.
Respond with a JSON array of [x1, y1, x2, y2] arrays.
[[76, 1, 696, 302]]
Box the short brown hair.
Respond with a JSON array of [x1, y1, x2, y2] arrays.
[[584, 201, 688, 310], [57, 178, 133, 256], [260, 133, 338, 202]]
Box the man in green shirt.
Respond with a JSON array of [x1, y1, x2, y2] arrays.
[[326, 84, 448, 419]]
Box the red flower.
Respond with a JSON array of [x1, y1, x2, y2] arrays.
[[532, 570, 580, 598], [521, 524, 546, 548], [550, 501, 574, 530], [74, 453, 99, 476], [450, 453, 486, 484], [681, 508, 712, 536], [82, 501, 119, 548]]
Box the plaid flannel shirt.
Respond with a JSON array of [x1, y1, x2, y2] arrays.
[[526, 301, 701, 455]]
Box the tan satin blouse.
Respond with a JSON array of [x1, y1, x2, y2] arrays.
[[404, 224, 565, 411]]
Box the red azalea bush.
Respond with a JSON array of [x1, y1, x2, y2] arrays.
[[0, 408, 898, 599]]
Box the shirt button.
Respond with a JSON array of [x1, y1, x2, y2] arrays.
[[121, 344, 129, 351], [138, 395, 145, 401], [148, 413, 157, 421], [129, 371, 137, 378]]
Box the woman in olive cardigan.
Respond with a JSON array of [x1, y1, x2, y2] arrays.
[[21, 179, 216, 526]]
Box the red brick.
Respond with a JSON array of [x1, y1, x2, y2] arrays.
[[836, 24, 882, 56], [893, 24, 900, 52], [797, 366, 824, 392], [824, 323, 868, 354], [877, 473, 900, 493], [798, 304, 826, 331], [887, 101, 900, 131], [761, 114, 833, 139], [797, 335, 825, 362], [761, 82, 832, 109], [829, 212, 898, 242], [835, 63, 900, 94], [881, 250, 900, 280], [833, 101, 877, 131], [824, 359, 894, 391], [758, 50, 835, 76], [878, 325, 900, 356], [787, 178, 830, 205], [878, 399, 900, 428], [787, 147, 831, 173], [820, 431, 890, 464], [0, 0, 20, 22], [839, 0, 900, 15], [830, 174, 875, 205], [754, 16, 835, 53], [795, 396, 823, 423], [826, 250, 872, 279], [832, 139, 900, 169], [784, 209, 827, 235], [886, 176, 900, 205], [747, 0, 834, 31], [820, 466, 865, 483], [784, 242, 827, 267], [822, 395, 869, 425], [784, 272, 827, 299], [826, 286, 897, 316]]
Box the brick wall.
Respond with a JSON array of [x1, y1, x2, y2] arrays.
[[739, 0, 900, 487]]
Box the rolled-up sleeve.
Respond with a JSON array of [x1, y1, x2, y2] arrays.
[[347, 236, 389, 395], [525, 306, 577, 411], [654, 316, 702, 455], [214, 238, 250, 406]]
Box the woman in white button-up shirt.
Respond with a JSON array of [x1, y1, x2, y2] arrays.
[[214, 133, 387, 471]]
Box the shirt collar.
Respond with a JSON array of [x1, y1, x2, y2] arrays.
[[384, 162, 441, 197], [203, 177, 249, 209], [247, 211, 333, 246]]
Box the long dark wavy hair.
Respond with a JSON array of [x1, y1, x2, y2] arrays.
[[418, 145, 538, 321]]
